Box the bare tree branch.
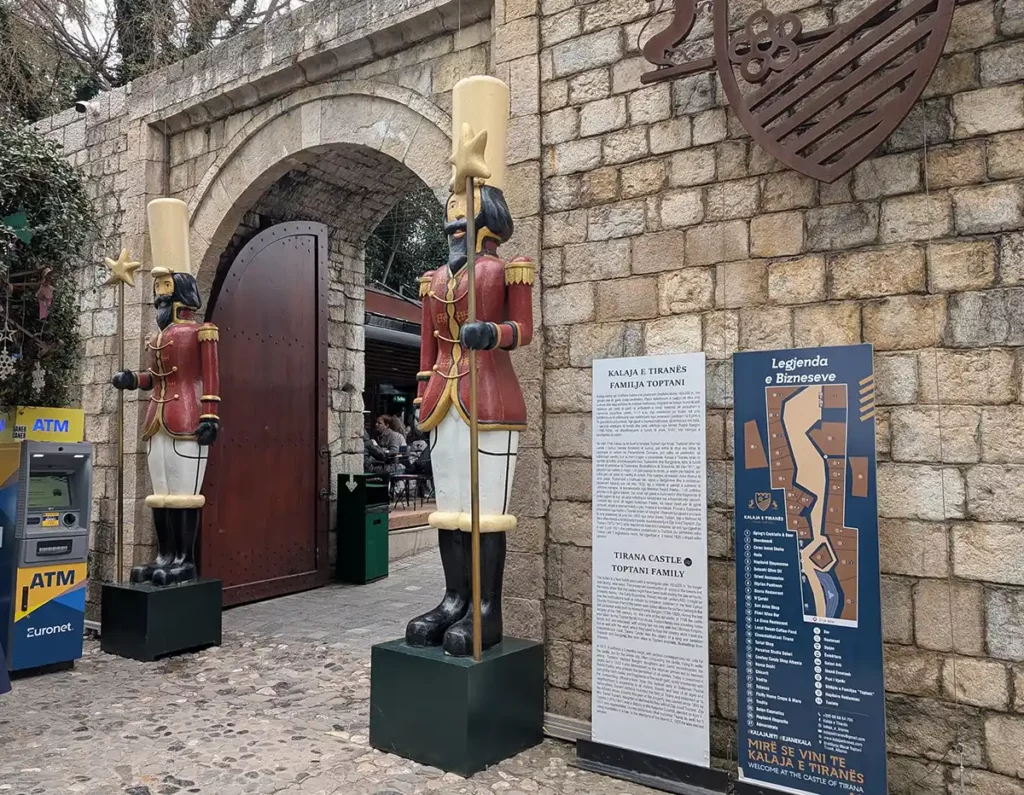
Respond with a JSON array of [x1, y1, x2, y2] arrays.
[[226, 0, 257, 36], [3, 0, 315, 116], [261, 0, 284, 23]]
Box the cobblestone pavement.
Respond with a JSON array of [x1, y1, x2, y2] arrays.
[[0, 551, 661, 795], [223, 551, 444, 651]]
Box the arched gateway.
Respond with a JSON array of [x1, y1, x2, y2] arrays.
[[187, 81, 452, 295], [180, 83, 451, 603]]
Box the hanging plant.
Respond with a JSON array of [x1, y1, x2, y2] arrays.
[[0, 119, 95, 409]]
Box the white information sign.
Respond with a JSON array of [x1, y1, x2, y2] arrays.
[[591, 353, 710, 767]]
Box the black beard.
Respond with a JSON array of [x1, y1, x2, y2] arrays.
[[447, 236, 467, 270], [154, 296, 174, 329], [445, 217, 469, 270]]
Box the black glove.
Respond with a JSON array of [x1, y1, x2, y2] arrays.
[[111, 370, 137, 390], [459, 322, 498, 351], [196, 418, 220, 446]]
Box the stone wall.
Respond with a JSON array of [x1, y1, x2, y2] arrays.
[[34, 89, 136, 607], [488, 0, 549, 646], [536, 0, 1024, 789]]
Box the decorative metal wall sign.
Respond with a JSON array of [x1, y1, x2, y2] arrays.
[[641, 0, 955, 182]]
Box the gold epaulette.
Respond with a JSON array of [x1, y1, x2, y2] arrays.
[[505, 257, 536, 286], [197, 324, 219, 343], [419, 272, 435, 298]]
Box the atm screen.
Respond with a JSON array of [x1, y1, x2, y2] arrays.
[[29, 473, 72, 509]]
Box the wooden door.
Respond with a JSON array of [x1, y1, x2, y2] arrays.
[[201, 222, 330, 606]]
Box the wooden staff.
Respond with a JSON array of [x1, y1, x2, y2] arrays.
[[103, 249, 141, 582], [464, 176, 482, 662], [449, 75, 509, 662], [116, 280, 124, 580]]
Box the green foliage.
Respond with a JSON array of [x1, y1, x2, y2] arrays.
[[0, 119, 95, 408], [365, 187, 448, 300]]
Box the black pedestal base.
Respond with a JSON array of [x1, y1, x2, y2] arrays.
[[100, 578, 222, 662], [576, 740, 731, 795], [370, 637, 544, 776]]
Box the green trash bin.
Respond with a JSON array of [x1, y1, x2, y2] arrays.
[[336, 473, 390, 584]]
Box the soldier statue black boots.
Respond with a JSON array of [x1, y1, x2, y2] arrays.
[[406, 530, 506, 657], [129, 507, 173, 584], [130, 507, 200, 586], [406, 529, 470, 646], [441, 532, 506, 657], [153, 507, 200, 586]]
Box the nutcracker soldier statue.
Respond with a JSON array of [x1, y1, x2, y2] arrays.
[[371, 76, 543, 774], [111, 198, 220, 587], [405, 76, 536, 658]]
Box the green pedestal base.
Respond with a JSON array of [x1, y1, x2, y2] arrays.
[[370, 637, 544, 776]]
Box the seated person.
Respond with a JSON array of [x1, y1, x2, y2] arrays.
[[388, 415, 409, 446], [367, 421, 405, 476], [375, 415, 405, 453]]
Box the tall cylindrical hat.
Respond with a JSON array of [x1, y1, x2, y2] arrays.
[[450, 76, 509, 193], [147, 198, 191, 277]]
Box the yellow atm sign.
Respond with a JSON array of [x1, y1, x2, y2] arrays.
[[0, 407, 84, 443], [15, 563, 87, 621]]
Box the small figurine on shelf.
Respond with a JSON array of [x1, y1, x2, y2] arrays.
[[36, 268, 54, 319]]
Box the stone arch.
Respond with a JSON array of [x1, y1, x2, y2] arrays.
[[187, 79, 451, 299]]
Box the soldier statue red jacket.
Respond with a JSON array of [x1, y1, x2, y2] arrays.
[[135, 306, 221, 441], [415, 241, 535, 433]]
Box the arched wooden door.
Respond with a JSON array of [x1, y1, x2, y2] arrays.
[[201, 222, 330, 606]]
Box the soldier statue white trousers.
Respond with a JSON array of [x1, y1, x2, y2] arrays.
[[145, 429, 209, 509], [428, 406, 518, 532]]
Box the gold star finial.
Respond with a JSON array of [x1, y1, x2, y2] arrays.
[[449, 122, 490, 192], [103, 249, 142, 287]]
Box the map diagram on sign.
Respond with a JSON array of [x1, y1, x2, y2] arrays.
[[744, 385, 864, 626]]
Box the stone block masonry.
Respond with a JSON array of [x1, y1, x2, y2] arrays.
[[538, 0, 1024, 789], [490, 0, 547, 645], [35, 91, 132, 611]]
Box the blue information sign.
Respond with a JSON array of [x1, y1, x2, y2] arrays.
[[733, 344, 885, 795]]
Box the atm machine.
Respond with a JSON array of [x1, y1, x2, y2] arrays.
[[0, 440, 93, 673]]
